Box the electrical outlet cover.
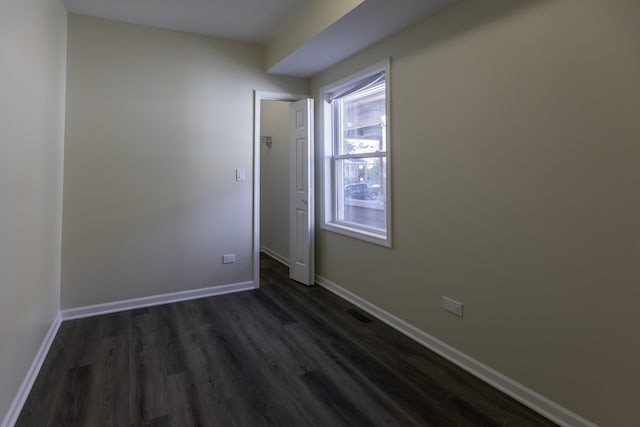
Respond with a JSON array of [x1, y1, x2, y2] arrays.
[[442, 296, 463, 317]]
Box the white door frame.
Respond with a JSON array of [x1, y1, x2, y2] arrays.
[[253, 91, 310, 288]]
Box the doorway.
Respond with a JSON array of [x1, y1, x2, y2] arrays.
[[252, 91, 313, 288]]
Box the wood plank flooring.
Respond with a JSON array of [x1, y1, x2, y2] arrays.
[[16, 254, 557, 426]]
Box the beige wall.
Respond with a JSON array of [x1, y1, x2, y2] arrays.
[[260, 101, 290, 261], [266, 0, 363, 71], [0, 0, 67, 421], [62, 15, 308, 308], [311, 1, 640, 426]]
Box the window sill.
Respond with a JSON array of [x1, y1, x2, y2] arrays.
[[321, 221, 391, 248]]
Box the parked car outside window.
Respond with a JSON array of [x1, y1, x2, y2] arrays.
[[344, 183, 380, 200]]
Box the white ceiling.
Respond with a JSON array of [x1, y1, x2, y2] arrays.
[[62, 0, 313, 44], [62, 0, 459, 77]]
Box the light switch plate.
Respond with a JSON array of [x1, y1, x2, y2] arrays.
[[236, 168, 245, 182], [223, 254, 236, 264]]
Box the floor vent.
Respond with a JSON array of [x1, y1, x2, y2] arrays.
[[346, 308, 372, 323]]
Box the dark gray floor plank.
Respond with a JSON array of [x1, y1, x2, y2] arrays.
[[52, 364, 93, 426], [165, 373, 201, 426], [212, 293, 349, 427], [200, 321, 303, 426], [282, 321, 423, 426], [16, 253, 557, 427], [210, 297, 336, 427], [84, 335, 130, 427], [300, 369, 377, 427], [128, 312, 168, 425]]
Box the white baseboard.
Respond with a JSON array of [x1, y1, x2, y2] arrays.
[[260, 246, 289, 267], [1, 313, 61, 427], [315, 275, 598, 427], [61, 281, 255, 320]]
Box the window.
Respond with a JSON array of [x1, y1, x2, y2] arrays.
[[320, 60, 391, 247]]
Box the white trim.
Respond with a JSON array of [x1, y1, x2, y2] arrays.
[[322, 222, 391, 248], [253, 90, 309, 290], [61, 281, 254, 320], [2, 314, 62, 427], [260, 246, 290, 267], [318, 59, 392, 248], [314, 274, 599, 427]]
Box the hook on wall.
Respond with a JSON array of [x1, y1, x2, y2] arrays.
[[260, 136, 273, 147]]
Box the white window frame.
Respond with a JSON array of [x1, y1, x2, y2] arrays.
[[319, 59, 392, 247]]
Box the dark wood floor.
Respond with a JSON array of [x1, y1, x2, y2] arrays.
[[17, 254, 557, 426]]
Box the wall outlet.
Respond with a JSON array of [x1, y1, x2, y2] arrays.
[[442, 296, 463, 317], [222, 254, 236, 264]]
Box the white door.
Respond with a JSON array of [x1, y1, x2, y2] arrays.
[[289, 98, 314, 285]]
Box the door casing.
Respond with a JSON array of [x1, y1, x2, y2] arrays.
[[253, 91, 311, 288]]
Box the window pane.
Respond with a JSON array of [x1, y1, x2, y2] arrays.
[[338, 81, 386, 155], [337, 157, 387, 232]]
